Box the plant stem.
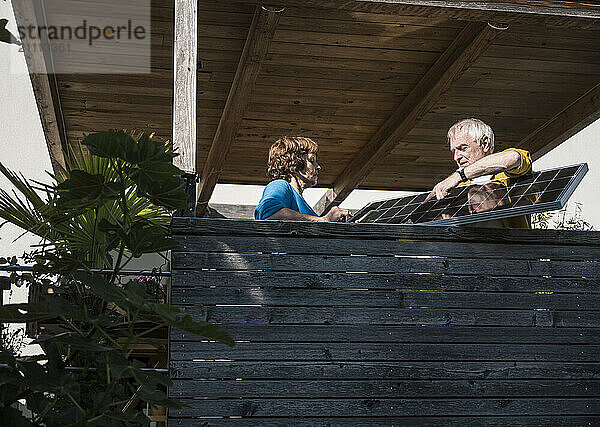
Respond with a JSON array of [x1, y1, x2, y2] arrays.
[[134, 322, 167, 340], [67, 392, 86, 414], [90, 206, 99, 267]]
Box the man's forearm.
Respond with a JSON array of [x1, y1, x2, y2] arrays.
[[463, 150, 521, 180]]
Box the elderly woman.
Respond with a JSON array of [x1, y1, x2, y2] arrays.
[[254, 136, 349, 222]]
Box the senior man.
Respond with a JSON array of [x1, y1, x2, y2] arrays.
[[427, 118, 532, 228]]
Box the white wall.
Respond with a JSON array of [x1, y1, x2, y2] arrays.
[[533, 118, 600, 229], [1, 1, 53, 296], [1, 1, 53, 354]]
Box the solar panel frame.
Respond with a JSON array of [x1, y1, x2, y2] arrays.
[[348, 163, 588, 227]]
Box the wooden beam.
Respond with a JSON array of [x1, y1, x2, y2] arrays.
[[195, 6, 281, 217], [12, 0, 66, 173], [521, 83, 600, 161], [232, 1, 600, 29], [314, 21, 500, 214], [173, 0, 198, 175]]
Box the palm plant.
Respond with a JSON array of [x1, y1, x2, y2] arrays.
[[0, 132, 172, 270], [0, 130, 233, 425]]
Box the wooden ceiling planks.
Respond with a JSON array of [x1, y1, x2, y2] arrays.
[[313, 21, 502, 213], [194, 0, 600, 201], [521, 83, 600, 160], [50, 0, 175, 150]]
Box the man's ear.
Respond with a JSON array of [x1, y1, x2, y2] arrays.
[[480, 136, 491, 153]]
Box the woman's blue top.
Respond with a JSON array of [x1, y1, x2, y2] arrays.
[[254, 179, 318, 220]]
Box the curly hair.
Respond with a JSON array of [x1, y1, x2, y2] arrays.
[[267, 136, 319, 181]]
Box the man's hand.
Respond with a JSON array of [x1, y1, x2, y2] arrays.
[[425, 172, 461, 201], [323, 206, 351, 222]]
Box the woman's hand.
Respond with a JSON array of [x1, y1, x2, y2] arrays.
[[323, 206, 351, 222]]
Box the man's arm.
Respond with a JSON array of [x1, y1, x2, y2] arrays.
[[265, 207, 349, 222], [427, 150, 522, 201]]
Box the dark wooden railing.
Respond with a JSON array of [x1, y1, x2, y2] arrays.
[[169, 217, 600, 425]]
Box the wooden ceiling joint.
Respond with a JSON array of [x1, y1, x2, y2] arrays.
[[195, 6, 281, 216], [522, 83, 600, 160], [232, 0, 600, 30], [314, 21, 502, 214]]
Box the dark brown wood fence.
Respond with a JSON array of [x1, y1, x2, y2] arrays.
[[169, 217, 600, 425]]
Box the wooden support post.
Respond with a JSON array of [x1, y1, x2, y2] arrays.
[[314, 22, 501, 214], [12, 0, 66, 173], [195, 6, 281, 217], [521, 83, 600, 160], [173, 0, 198, 216]]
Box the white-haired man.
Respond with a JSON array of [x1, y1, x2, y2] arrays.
[[427, 118, 532, 228]]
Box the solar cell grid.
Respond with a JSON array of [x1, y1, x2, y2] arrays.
[[349, 163, 588, 226]]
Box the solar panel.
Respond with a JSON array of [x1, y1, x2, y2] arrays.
[[349, 163, 588, 227]]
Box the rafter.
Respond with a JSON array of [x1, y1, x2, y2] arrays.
[[315, 21, 501, 214], [233, 1, 600, 29], [195, 6, 281, 216], [521, 83, 600, 160], [12, 0, 67, 172]]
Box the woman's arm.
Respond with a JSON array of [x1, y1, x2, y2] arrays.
[[265, 207, 349, 222]]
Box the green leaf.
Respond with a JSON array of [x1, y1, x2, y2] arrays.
[[55, 170, 120, 209], [82, 130, 175, 165], [82, 130, 137, 160], [134, 133, 176, 163], [34, 333, 112, 353], [125, 220, 179, 257], [72, 271, 135, 310], [135, 178, 187, 210], [135, 160, 183, 181]]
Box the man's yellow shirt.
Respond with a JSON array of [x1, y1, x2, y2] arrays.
[[459, 148, 533, 228]]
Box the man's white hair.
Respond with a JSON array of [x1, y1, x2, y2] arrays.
[[447, 118, 495, 152]]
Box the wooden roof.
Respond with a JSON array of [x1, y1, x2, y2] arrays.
[[17, 0, 600, 212]]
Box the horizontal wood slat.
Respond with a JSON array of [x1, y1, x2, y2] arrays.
[[172, 288, 600, 310], [171, 218, 600, 246], [170, 342, 600, 361], [169, 416, 600, 426], [172, 271, 600, 293], [173, 252, 600, 277], [175, 235, 599, 260], [170, 379, 600, 398], [170, 360, 600, 380], [171, 397, 600, 417], [180, 306, 597, 327], [171, 325, 600, 344]]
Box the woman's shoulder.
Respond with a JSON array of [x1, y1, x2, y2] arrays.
[[262, 179, 293, 197], [265, 179, 292, 191]]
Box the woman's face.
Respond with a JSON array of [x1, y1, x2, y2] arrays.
[[295, 152, 321, 188]]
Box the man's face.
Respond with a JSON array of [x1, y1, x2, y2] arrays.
[[296, 152, 321, 188], [449, 130, 490, 168]]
